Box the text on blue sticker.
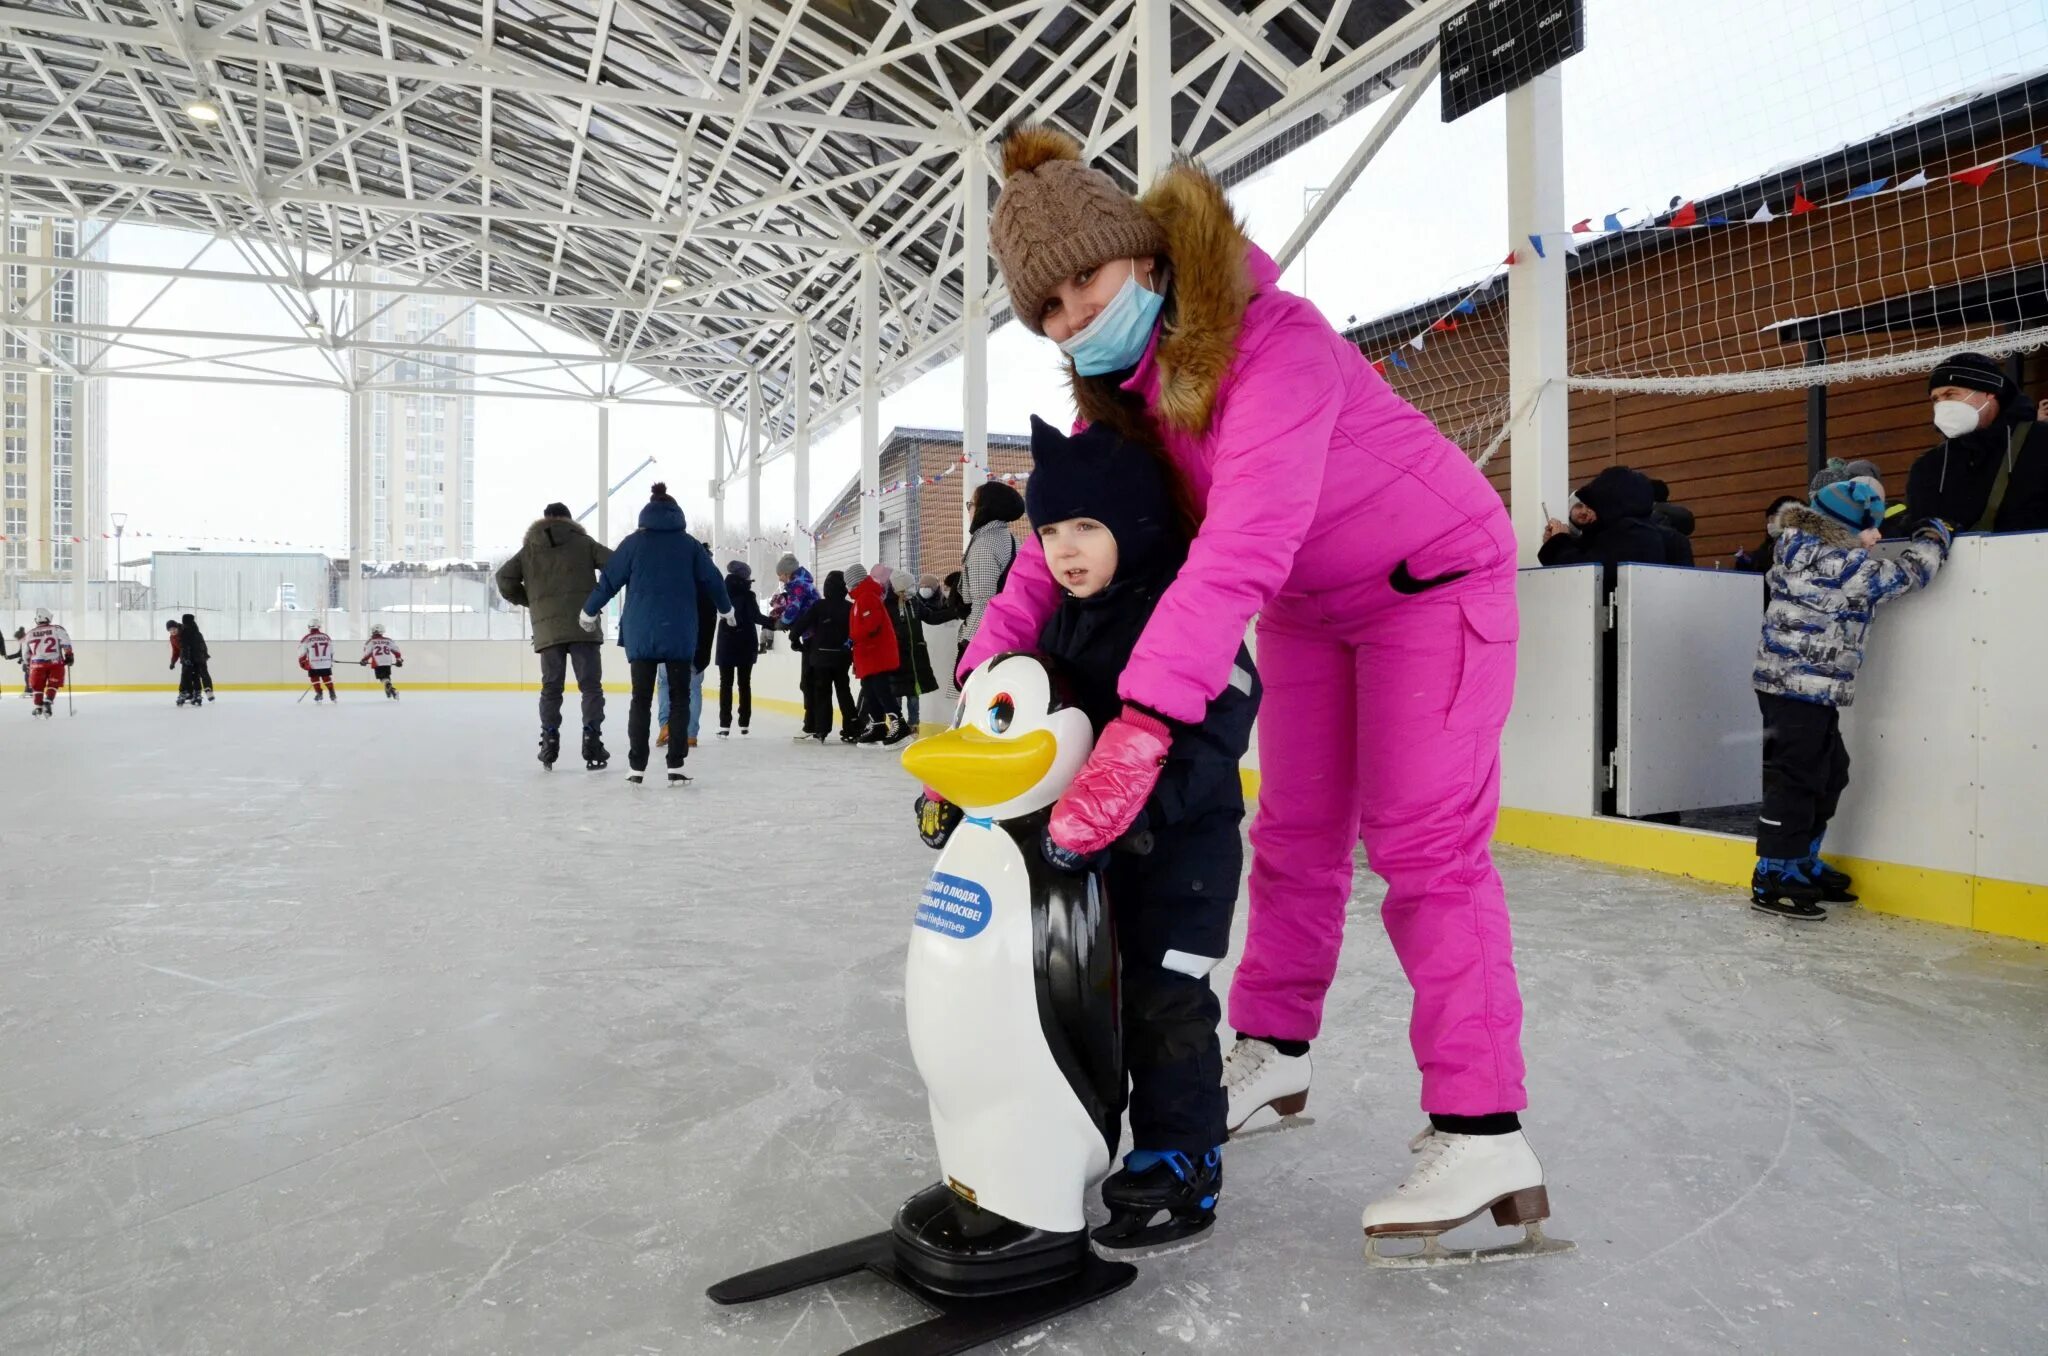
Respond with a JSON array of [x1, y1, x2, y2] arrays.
[[916, 872, 993, 939]]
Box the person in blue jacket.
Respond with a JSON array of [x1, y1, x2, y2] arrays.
[[581, 482, 732, 783]]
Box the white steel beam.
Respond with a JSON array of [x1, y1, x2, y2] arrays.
[[858, 249, 880, 565], [1274, 46, 1440, 272], [597, 404, 610, 546], [1134, 0, 1175, 182], [1505, 71, 1569, 566], [961, 145, 989, 539], [793, 320, 811, 568], [745, 368, 762, 578]]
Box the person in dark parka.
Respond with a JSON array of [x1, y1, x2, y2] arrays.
[[1648, 480, 1696, 568], [715, 560, 768, 735], [1900, 352, 2048, 535], [497, 501, 615, 763], [790, 569, 856, 742], [1538, 465, 1674, 581], [174, 614, 212, 706], [580, 483, 731, 779]]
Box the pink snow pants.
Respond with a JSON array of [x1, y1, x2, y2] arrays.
[[1228, 561, 1527, 1117]]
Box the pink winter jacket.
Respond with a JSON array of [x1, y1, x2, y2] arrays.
[[963, 168, 1510, 724]]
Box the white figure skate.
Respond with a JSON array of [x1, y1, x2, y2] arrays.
[[1361, 1128, 1572, 1268], [1222, 1037, 1311, 1137]]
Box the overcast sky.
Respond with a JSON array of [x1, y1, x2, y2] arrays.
[[97, 0, 2046, 566]]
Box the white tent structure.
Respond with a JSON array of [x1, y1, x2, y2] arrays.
[[0, 0, 1571, 627]]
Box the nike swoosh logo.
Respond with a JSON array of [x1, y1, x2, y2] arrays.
[[1389, 560, 1471, 595]]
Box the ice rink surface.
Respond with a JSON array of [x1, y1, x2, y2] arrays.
[[3, 692, 2044, 1356]]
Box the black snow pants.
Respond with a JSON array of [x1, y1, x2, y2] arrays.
[[718, 662, 753, 730], [800, 652, 856, 736], [628, 659, 691, 772], [1107, 805, 1242, 1157], [1755, 692, 1851, 860], [178, 661, 204, 703]]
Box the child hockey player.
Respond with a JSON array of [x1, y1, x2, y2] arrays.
[[299, 619, 339, 702], [170, 614, 213, 707], [1752, 476, 1953, 920], [22, 608, 76, 717], [359, 623, 404, 699], [917, 417, 1258, 1256]]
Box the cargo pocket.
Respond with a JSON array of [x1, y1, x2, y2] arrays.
[[1445, 593, 1518, 732]]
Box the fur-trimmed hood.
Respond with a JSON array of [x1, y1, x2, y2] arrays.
[[1070, 159, 1255, 442], [1773, 501, 1862, 549], [522, 516, 594, 551]]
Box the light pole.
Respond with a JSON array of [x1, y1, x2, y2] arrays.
[[1302, 186, 1327, 301], [109, 512, 126, 640]]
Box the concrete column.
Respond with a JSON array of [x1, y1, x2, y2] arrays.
[[745, 368, 763, 576], [961, 146, 990, 537], [793, 321, 812, 568], [711, 413, 727, 556], [1505, 70, 1570, 566], [71, 374, 89, 622], [1133, 0, 1174, 183], [347, 384, 366, 632], [859, 249, 881, 564], [596, 404, 610, 546]]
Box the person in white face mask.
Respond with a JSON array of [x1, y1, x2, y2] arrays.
[[1899, 351, 2046, 536]]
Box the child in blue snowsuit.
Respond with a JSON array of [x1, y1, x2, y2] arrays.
[[1750, 474, 1952, 920]]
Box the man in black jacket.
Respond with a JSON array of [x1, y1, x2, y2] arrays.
[[1901, 352, 2047, 535], [1538, 465, 1674, 580]]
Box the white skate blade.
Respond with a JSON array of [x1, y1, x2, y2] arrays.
[[1089, 1222, 1214, 1263], [1364, 1221, 1574, 1269], [1228, 1105, 1315, 1140]]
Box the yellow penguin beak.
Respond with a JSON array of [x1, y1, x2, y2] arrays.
[[901, 726, 1057, 810]]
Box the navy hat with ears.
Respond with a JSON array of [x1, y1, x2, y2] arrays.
[[1023, 415, 1177, 582]]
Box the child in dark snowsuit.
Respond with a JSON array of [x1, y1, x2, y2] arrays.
[[927, 415, 1259, 1255], [790, 570, 856, 743], [175, 614, 214, 706], [1751, 475, 1952, 920]]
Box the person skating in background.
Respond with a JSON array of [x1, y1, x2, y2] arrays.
[[22, 608, 74, 717], [846, 563, 905, 745], [885, 568, 940, 733], [579, 483, 730, 785], [167, 619, 194, 706], [958, 481, 1024, 673], [1538, 465, 1678, 577], [789, 568, 855, 744], [1733, 494, 1805, 573], [657, 536, 717, 750], [770, 553, 819, 633], [922, 416, 1260, 1255], [715, 560, 767, 737], [299, 619, 338, 702], [1751, 474, 1953, 921], [1900, 352, 2048, 535], [175, 614, 213, 707], [360, 623, 404, 699], [496, 500, 615, 770]]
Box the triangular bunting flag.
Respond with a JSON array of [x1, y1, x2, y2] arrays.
[[1668, 200, 1698, 228], [1750, 201, 1775, 223], [1789, 184, 1816, 214], [1372, 359, 1389, 376], [1410, 334, 1427, 351], [1704, 215, 1729, 226], [1892, 170, 1929, 191], [1431, 317, 1458, 332], [1951, 160, 2002, 187], [1527, 234, 1546, 258], [1389, 351, 1410, 370], [1503, 251, 1518, 266], [1602, 212, 1624, 232], [1571, 218, 1593, 233], [2012, 145, 2048, 170], [1844, 177, 1889, 199], [1456, 298, 1478, 315]]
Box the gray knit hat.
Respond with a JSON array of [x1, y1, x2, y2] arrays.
[[844, 563, 869, 587], [991, 125, 1167, 335], [1810, 457, 1882, 496], [775, 552, 800, 577]]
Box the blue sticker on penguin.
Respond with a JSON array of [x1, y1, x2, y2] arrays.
[[916, 871, 994, 940]]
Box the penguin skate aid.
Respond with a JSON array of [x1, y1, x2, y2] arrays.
[[708, 653, 1136, 1355]]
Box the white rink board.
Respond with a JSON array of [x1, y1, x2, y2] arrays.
[[1831, 537, 1986, 876], [1956, 531, 2048, 887], [1501, 565, 1602, 816], [1615, 565, 1765, 817]]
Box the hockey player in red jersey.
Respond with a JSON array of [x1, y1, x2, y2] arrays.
[[23, 608, 75, 717], [299, 619, 339, 702], [359, 623, 404, 700]]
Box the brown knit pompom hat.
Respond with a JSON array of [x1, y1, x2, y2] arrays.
[[991, 125, 1167, 335]]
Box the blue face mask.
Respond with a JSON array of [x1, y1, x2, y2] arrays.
[[1058, 262, 1166, 378]]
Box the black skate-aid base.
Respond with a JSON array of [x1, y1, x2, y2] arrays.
[[707, 1230, 1136, 1356]]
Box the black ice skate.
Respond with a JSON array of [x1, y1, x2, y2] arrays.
[[1091, 1148, 1221, 1259], [667, 769, 691, 786], [1752, 859, 1826, 921], [582, 726, 609, 770], [1805, 840, 1856, 902], [882, 714, 914, 746], [384, 681, 399, 700], [538, 727, 560, 770]]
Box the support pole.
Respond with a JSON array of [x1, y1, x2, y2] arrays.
[[859, 249, 881, 565], [1804, 340, 1828, 481], [1133, 0, 1174, 183], [348, 384, 367, 634], [712, 412, 727, 557], [71, 375, 89, 624], [962, 145, 991, 542], [746, 368, 763, 576], [793, 321, 812, 568], [596, 404, 611, 545], [1505, 70, 1570, 566]]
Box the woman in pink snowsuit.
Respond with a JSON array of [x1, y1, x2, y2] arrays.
[[964, 126, 1557, 1250]]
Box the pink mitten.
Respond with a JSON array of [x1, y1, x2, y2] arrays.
[[1047, 708, 1171, 854]]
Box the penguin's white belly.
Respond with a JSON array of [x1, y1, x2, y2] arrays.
[[904, 823, 1110, 1234]]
